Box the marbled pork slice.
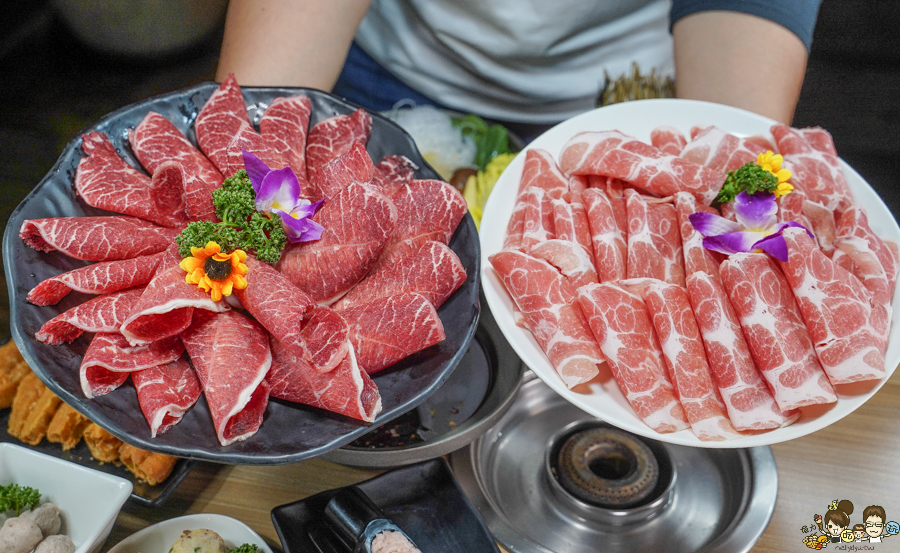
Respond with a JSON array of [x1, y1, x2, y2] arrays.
[[490, 249, 603, 388], [720, 253, 837, 411], [27, 251, 166, 306], [308, 141, 375, 202], [638, 280, 740, 441], [194, 73, 251, 174], [551, 195, 593, 261], [35, 287, 145, 344], [771, 124, 855, 216], [558, 130, 727, 206], [306, 108, 372, 187], [236, 257, 348, 372], [518, 186, 557, 251], [181, 309, 271, 446], [832, 204, 898, 307], [20, 216, 179, 261], [129, 110, 223, 190], [119, 265, 229, 346], [333, 240, 466, 311], [674, 192, 724, 281], [650, 126, 687, 156], [780, 227, 886, 384], [576, 282, 688, 433], [75, 132, 187, 228], [132, 356, 202, 437], [581, 187, 626, 282], [259, 94, 312, 186], [79, 332, 183, 399], [678, 125, 767, 173], [277, 182, 397, 304], [625, 189, 685, 286], [686, 272, 799, 431], [221, 121, 288, 178], [341, 292, 446, 374], [529, 239, 598, 291], [516, 148, 569, 198], [266, 337, 381, 422]]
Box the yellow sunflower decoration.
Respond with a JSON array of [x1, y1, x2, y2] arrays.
[[756, 150, 794, 198], [179, 241, 248, 301]]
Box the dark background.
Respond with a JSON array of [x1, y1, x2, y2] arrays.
[[1, 0, 897, 330]]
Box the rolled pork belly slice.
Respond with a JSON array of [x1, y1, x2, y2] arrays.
[[517, 148, 569, 199], [686, 272, 799, 431], [635, 279, 740, 441], [833, 204, 898, 307], [181, 309, 271, 446], [132, 355, 202, 437], [20, 216, 179, 262], [677, 125, 766, 173], [625, 189, 685, 287], [528, 239, 598, 291], [558, 130, 727, 206], [674, 191, 724, 282], [650, 125, 687, 156], [576, 282, 688, 433], [490, 249, 603, 389], [720, 252, 837, 411], [780, 227, 886, 384], [550, 195, 593, 262], [266, 337, 381, 423], [581, 187, 626, 282]]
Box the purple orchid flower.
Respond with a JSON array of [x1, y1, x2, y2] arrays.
[[688, 191, 813, 262], [242, 150, 324, 243]]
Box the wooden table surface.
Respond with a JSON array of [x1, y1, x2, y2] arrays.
[[100, 367, 900, 553]]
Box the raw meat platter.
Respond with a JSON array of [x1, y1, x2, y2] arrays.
[[481, 98, 900, 448], [2, 83, 480, 464]]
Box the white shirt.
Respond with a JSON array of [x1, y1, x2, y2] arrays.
[[355, 0, 674, 123]]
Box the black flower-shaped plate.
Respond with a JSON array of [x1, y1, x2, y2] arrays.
[[1, 83, 480, 464]]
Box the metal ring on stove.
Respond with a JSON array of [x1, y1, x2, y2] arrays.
[[556, 426, 659, 508]]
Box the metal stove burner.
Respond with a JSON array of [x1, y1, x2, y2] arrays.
[[552, 424, 665, 509], [449, 372, 778, 553]]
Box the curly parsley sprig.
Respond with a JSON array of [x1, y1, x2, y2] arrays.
[[0, 483, 41, 516], [176, 170, 288, 263], [714, 162, 781, 206]]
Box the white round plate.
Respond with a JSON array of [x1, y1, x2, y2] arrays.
[[107, 514, 273, 553], [480, 98, 900, 448]]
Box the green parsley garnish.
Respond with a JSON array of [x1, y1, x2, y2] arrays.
[[714, 162, 780, 206], [175, 170, 288, 263], [230, 545, 260, 553], [0, 483, 41, 516]]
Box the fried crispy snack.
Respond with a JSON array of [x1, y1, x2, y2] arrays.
[[118, 443, 178, 485], [0, 340, 30, 410], [82, 423, 123, 463], [8, 372, 63, 445], [47, 402, 92, 450]]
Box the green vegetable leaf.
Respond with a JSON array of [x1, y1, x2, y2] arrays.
[[0, 483, 41, 516], [230, 544, 260, 553], [452, 114, 511, 170], [174, 170, 289, 263], [715, 162, 780, 206]]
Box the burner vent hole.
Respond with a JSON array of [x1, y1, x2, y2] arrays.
[[555, 427, 660, 509]]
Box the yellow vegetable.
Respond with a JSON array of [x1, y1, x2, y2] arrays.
[[464, 152, 516, 230]]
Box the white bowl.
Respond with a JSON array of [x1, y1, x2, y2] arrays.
[[0, 442, 133, 553], [107, 514, 273, 553]]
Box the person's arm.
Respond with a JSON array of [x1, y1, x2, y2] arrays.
[[672, 10, 810, 124], [215, 0, 372, 89]]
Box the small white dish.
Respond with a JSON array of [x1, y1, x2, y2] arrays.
[[480, 98, 900, 448], [107, 514, 273, 553], [0, 441, 133, 553]]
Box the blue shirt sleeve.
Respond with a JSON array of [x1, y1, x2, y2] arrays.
[[670, 0, 823, 51]]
